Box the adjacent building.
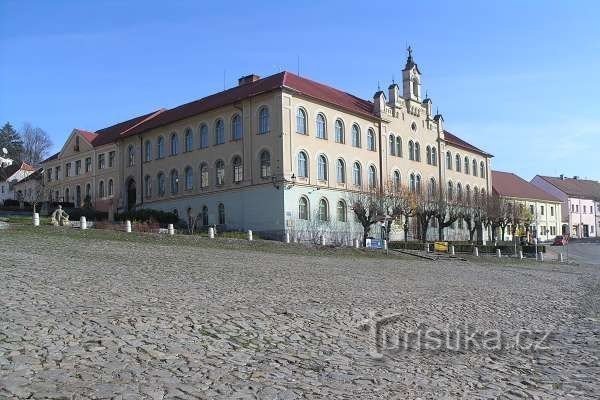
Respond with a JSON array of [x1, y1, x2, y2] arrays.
[[530, 175, 600, 238], [492, 170, 562, 242], [42, 51, 493, 240], [11, 168, 43, 205], [0, 161, 36, 205]]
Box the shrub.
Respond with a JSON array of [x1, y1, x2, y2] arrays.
[[115, 209, 179, 225], [66, 208, 108, 222]]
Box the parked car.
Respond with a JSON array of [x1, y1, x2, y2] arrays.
[[552, 235, 568, 246]]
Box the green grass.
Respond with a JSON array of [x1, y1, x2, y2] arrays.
[[4, 223, 410, 261]]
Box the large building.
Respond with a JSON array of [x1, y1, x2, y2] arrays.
[[42, 51, 493, 241], [531, 175, 600, 238], [492, 170, 562, 242]]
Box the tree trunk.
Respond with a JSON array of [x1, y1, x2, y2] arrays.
[[438, 224, 444, 241], [362, 227, 369, 247], [403, 215, 409, 242], [501, 226, 506, 241]]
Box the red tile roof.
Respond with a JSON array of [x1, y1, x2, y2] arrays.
[[0, 162, 35, 182], [91, 109, 166, 147], [492, 170, 560, 202], [537, 175, 600, 200], [73, 129, 97, 144], [444, 130, 492, 157]]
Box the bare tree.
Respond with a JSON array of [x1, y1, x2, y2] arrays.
[[382, 182, 418, 242], [415, 189, 438, 243], [348, 188, 384, 246], [19, 123, 52, 166]]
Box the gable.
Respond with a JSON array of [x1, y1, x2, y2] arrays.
[[58, 129, 96, 159]]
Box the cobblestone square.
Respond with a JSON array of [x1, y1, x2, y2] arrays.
[[1, 227, 599, 399]]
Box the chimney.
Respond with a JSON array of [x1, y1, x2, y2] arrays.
[[238, 74, 260, 86]]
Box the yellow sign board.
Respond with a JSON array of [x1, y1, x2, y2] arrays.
[[434, 241, 448, 252]]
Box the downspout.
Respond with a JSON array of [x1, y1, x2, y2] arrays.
[[377, 119, 383, 195]]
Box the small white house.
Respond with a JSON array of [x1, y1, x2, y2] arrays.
[[0, 161, 36, 205]]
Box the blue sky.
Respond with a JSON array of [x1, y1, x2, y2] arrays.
[[1, 0, 599, 180]]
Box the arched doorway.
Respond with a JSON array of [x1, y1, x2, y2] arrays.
[[76, 186, 81, 207], [127, 179, 136, 211]]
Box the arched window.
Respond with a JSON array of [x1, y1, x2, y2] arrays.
[[472, 159, 477, 176], [410, 173, 416, 192], [366, 129, 376, 151], [184, 129, 193, 152], [318, 198, 329, 221], [199, 124, 208, 148], [446, 151, 452, 170], [157, 136, 165, 158], [184, 166, 193, 190], [416, 175, 422, 194], [457, 182, 463, 201], [393, 170, 401, 191], [298, 196, 309, 220], [260, 150, 271, 178], [429, 177, 436, 196], [368, 165, 377, 189], [170, 169, 179, 194], [127, 145, 135, 167], [231, 114, 242, 140], [335, 119, 344, 143], [408, 140, 415, 160], [455, 154, 461, 172], [296, 108, 307, 134], [232, 156, 243, 183], [352, 162, 362, 186], [86, 183, 91, 198], [144, 140, 152, 162], [396, 137, 402, 157], [218, 203, 225, 224], [170, 133, 179, 156], [351, 124, 361, 147], [336, 159, 345, 183], [316, 113, 326, 139], [464, 156, 470, 174], [297, 151, 308, 178], [259, 107, 269, 134], [389, 135, 395, 156], [200, 163, 209, 188], [447, 181, 453, 200], [474, 186, 479, 202], [215, 160, 225, 185], [202, 205, 209, 225], [414, 142, 421, 162], [144, 175, 151, 198], [426, 146, 432, 165], [480, 161, 485, 178], [431, 147, 437, 166], [98, 181, 104, 198], [108, 179, 113, 197], [466, 185, 471, 204], [317, 155, 328, 181], [215, 119, 225, 144], [65, 187, 70, 202], [337, 200, 347, 222]]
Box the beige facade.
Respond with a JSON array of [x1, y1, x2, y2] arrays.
[[41, 54, 493, 241]]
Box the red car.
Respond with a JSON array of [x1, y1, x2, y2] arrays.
[[552, 235, 568, 246]]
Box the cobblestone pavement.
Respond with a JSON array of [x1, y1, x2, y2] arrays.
[[1, 230, 599, 399]]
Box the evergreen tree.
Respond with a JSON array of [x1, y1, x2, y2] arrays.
[[0, 122, 24, 160]]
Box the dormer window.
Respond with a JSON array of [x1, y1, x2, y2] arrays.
[[74, 136, 80, 152]]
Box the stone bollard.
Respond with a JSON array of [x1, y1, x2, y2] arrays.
[[208, 227, 215, 239], [33, 212, 40, 227], [496, 249, 501, 258], [125, 220, 132, 233], [425, 243, 430, 253], [538, 252, 544, 262], [473, 247, 479, 257], [319, 235, 325, 246], [285, 231, 290, 243], [80, 216, 87, 230], [383, 240, 388, 250], [450, 245, 455, 256], [247, 230, 253, 241], [519, 250, 524, 259], [558, 253, 564, 262], [168, 224, 174, 235]]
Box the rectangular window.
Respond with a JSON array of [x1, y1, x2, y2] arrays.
[[85, 157, 92, 172], [98, 154, 105, 170], [46, 168, 52, 182], [55, 166, 61, 180], [75, 160, 81, 175], [109, 151, 115, 168], [550, 206, 554, 216], [540, 205, 544, 215], [571, 204, 574, 212], [584, 205, 587, 213], [576, 205, 579, 212], [65, 163, 71, 177], [530, 205, 534, 214]]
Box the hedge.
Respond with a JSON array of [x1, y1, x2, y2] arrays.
[[65, 208, 108, 222], [389, 241, 545, 255], [115, 209, 179, 225]]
